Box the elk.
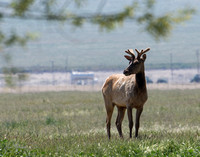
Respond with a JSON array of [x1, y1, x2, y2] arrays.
[[102, 47, 150, 139]]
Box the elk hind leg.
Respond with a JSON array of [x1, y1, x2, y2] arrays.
[[115, 106, 126, 138], [104, 97, 114, 139]]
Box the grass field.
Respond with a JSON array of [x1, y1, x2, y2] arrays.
[[0, 90, 200, 156]]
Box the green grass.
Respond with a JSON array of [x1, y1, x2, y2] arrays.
[[0, 90, 200, 156]]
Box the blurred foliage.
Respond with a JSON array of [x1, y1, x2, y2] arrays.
[[93, 4, 136, 31], [11, 0, 34, 16], [3, 67, 28, 88], [4, 32, 37, 47], [3, 0, 195, 40], [0, 31, 38, 49], [137, 8, 195, 40], [71, 17, 85, 27], [0, 30, 36, 87], [2, 54, 29, 87], [0, 0, 196, 87]]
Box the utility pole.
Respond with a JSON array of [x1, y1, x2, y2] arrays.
[[170, 53, 173, 81], [51, 61, 55, 85], [196, 50, 200, 74], [65, 55, 68, 72], [65, 56, 68, 84]]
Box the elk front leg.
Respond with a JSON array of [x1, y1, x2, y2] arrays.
[[135, 107, 143, 138], [127, 106, 133, 138], [115, 107, 126, 138]]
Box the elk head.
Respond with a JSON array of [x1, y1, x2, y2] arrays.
[[123, 48, 150, 76]]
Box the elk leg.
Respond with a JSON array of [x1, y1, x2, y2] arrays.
[[135, 107, 143, 138], [104, 97, 114, 139], [115, 107, 126, 138], [127, 106, 133, 138], [106, 105, 114, 139]]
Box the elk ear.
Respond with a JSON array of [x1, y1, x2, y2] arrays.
[[124, 55, 132, 61], [141, 54, 146, 61]]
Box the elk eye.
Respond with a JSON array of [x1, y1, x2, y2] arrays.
[[133, 61, 139, 66]]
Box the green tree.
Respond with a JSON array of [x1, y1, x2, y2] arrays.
[[0, 0, 196, 87]]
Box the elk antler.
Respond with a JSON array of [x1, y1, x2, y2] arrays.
[[135, 48, 150, 59], [125, 49, 136, 60]]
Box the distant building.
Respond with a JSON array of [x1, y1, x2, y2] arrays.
[[71, 71, 97, 85]]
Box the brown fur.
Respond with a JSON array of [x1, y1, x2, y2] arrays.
[[102, 48, 150, 139]]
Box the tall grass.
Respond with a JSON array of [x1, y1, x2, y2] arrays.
[[0, 90, 199, 156]]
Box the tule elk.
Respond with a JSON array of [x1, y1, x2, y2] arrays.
[[102, 48, 150, 139]]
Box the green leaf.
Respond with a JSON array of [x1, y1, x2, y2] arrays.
[[11, 0, 34, 16]]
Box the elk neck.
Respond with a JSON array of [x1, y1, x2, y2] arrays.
[[135, 69, 146, 90]]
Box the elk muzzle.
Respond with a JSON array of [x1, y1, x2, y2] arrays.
[[123, 69, 130, 76]]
